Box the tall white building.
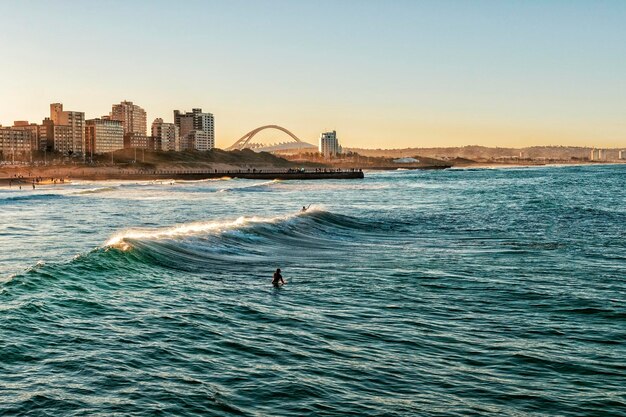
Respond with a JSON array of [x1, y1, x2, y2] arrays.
[[151, 118, 180, 151], [188, 130, 214, 151], [50, 103, 85, 155], [319, 130, 341, 158]]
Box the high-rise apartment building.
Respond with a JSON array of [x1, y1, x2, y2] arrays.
[[38, 118, 55, 152], [151, 118, 180, 151], [12, 121, 39, 151], [173, 108, 214, 151], [85, 118, 124, 156], [38, 117, 73, 153], [111, 101, 147, 136], [0, 126, 34, 160], [319, 130, 341, 158], [50, 103, 85, 155], [188, 130, 214, 151]]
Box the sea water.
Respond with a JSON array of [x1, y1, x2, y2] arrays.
[[0, 165, 625, 416]]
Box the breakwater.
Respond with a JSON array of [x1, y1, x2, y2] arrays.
[[71, 169, 364, 181], [1, 169, 364, 185]]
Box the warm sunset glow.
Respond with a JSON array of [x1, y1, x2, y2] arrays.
[[1, 1, 625, 149]]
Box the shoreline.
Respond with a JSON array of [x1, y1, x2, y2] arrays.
[[1, 160, 624, 186], [448, 161, 626, 169]]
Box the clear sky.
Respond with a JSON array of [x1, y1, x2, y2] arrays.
[[1, 0, 625, 149]]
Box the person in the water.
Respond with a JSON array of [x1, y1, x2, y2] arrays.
[[301, 204, 311, 212], [272, 268, 285, 286]]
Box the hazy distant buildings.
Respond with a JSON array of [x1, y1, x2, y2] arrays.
[[85, 118, 124, 156], [173, 108, 214, 151], [152, 118, 179, 151], [111, 101, 147, 136], [319, 130, 341, 158], [50, 103, 85, 155], [590, 148, 609, 161]]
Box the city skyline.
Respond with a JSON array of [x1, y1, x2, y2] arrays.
[[1, 1, 626, 149]]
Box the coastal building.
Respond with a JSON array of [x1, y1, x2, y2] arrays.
[[151, 118, 179, 151], [0, 126, 34, 160], [173, 108, 214, 151], [111, 101, 147, 136], [179, 135, 192, 151], [85, 118, 124, 156], [124, 132, 158, 150], [619, 150, 625, 160], [187, 130, 214, 151], [12, 121, 39, 151], [590, 148, 608, 161], [50, 103, 85, 155], [319, 130, 341, 158], [37, 118, 73, 154]]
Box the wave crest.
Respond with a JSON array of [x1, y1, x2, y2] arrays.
[[101, 207, 377, 271]]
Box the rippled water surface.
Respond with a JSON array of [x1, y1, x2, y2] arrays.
[[1, 165, 625, 416]]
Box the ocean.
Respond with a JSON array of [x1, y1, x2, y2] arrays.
[[1, 165, 625, 416]]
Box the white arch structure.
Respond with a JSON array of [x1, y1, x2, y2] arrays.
[[227, 125, 312, 151]]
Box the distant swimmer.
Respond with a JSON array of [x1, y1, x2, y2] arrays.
[[272, 268, 285, 286], [301, 204, 311, 212]]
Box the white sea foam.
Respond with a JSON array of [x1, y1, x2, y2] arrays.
[[174, 177, 233, 184], [105, 206, 324, 251], [73, 186, 119, 195]]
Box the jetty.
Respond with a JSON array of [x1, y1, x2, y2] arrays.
[[80, 169, 365, 181], [1, 168, 364, 185]]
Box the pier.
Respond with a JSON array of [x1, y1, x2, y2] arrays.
[[81, 169, 365, 181], [1, 169, 364, 185]]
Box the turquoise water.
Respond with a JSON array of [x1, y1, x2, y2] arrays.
[[1, 165, 625, 416]]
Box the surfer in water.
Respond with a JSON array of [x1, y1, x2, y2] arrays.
[[272, 268, 285, 286], [301, 204, 311, 212]]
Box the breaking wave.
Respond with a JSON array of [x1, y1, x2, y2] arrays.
[[0, 193, 67, 202], [73, 186, 119, 195], [101, 208, 376, 271], [4, 208, 385, 281]]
